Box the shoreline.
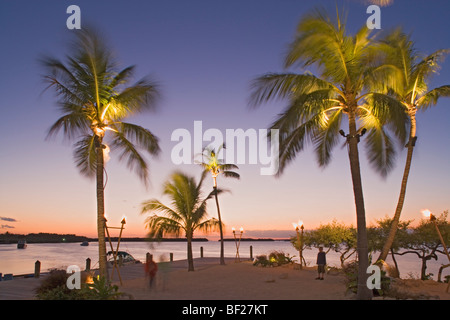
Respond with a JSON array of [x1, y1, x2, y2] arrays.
[[0, 233, 289, 244]]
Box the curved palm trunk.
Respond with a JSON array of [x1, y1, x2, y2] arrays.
[[378, 111, 417, 263], [347, 113, 372, 300], [187, 231, 194, 271], [213, 185, 225, 265], [95, 136, 108, 279]]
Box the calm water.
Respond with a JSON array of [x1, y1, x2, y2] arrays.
[[0, 241, 448, 280]]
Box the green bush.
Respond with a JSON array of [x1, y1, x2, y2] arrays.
[[343, 262, 391, 297], [35, 269, 124, 300], [253, 251, 294, 267]]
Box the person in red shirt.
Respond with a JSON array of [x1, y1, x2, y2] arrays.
[[145, 254, 158, 288]]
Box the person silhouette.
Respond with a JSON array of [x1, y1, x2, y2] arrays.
[[316, 247, 326, 280]]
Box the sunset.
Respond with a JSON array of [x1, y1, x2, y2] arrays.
[[0, 0, 449, 306]]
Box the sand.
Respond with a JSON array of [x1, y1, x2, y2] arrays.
[[1, 257, 449, 300], [118, 258, 351, 300]]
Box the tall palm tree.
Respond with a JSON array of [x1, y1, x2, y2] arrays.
[[141, 171, 221, 271], [42, 29, 161, 278], [375, 30, 450, 262], [249, 8, 407, 299], [199, 145, 239, 265]]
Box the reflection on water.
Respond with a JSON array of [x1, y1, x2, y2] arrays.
[[0, 241, 447, 280]]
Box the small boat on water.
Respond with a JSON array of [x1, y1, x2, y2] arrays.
[[107, 251, 140, 266], [80, 241, 89, 246], [17, 239, 27, 249]]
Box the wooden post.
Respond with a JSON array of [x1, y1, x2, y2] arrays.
[[85, 258, 91, 271], [250, 246, 253, 260], [34, 260, 41, 278], [170, 253, 173, 262], [200, 246, 204, 258]]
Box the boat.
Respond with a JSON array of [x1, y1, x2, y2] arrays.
[[17, 239, 27, 249], [80, 241, 89, 246], [107, 251, 140, 266]]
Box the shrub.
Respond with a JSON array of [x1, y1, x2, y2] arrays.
[[268, 251, 294, 266], [35, 269, 124, 300], [253, 251, 294, 267], [35, 269, 91, 300], [343, 261, 391, 297], [253, 254, 270, 267]]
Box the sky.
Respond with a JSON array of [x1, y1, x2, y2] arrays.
[[0, 0, 449, 239]]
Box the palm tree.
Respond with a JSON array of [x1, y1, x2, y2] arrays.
[[42, 29, 160, 278], [141, 171, 221, 271], [375, 30, 450, 263], [199, 145, 239, 265], [249, 8, 407, 299]]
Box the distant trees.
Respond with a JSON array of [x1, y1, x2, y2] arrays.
[[291, 220, 356, 268], [293, 212, 450, 281], [396, 211, 449, 280]]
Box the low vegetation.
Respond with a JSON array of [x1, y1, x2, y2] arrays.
[[35, 269, 125, 300], [253, 251, 294, 267]]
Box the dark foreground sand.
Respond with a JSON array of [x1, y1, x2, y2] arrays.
[[1, 257, 448, 300], [118, 258, 350, 300]]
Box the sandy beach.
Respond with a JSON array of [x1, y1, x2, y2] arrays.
[[118, 258, 350, 300], [1, 257, 449, 300]]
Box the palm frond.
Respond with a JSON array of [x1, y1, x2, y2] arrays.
[[274, 114, 321, 175], [73, 134, 97, 178], [249, 73, 333, 107], [46, 111, 91, 141], [141, 199, 184, 223], [362, 93, 409, 145], [108, 127, 151, 186], [364, 127, 396, 178], [109, 77, 160, 119], [313, 109, 343, 167], [144, 215, 184, 239], [112, 122, 160, 156], [416, 85, 450, 109]]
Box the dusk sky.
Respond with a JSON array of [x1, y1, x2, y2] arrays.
[[1, 0, 449, 239]]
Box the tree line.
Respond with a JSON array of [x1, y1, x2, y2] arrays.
[[291, 211, 450, 281]]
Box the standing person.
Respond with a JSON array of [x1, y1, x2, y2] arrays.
[[316, 247, 326, 280], [145, 254, 158, 288]]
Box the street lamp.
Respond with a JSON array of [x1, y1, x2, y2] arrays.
[[422, 209, 450, 293], [293, 221, 304, 270], [232, 227, 244, 262]]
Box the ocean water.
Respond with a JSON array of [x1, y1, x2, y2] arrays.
[[0, 241, 448, 280]]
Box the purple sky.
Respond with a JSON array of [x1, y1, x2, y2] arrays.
[[0, 0, 449, 238]]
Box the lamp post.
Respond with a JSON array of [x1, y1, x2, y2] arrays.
[[293, 221, 304, 270], [232, 227, 243, 262], [422, 210, 450, 293]]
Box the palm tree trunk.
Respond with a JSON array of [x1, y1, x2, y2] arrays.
[[347, 113, 372, 300], [187, 231, 194, 271], [95, 135, 108, 279], [378, 111, 417, 263], [214, 186, 225, 265]]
